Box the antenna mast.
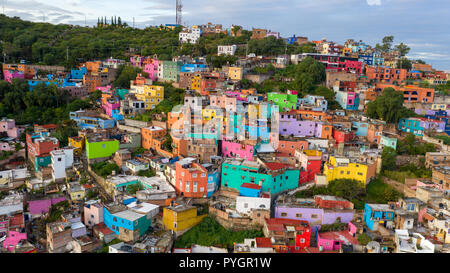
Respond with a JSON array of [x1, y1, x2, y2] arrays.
[[176, 0, 182, 25]]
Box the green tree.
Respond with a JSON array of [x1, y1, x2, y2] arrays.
[[375, 36, 394, 53], [381, 147, 397, 171], [395, 43, 410, 57], [366, 87, 415, 123]]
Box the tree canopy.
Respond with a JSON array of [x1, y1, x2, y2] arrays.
[[366, 87, 416, 123]]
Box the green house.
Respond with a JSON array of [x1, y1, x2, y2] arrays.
[[267, 92, 298, 111], [162, 61, 182, 82], [86, 139, 120, 160]]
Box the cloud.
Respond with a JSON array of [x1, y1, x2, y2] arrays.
[[366, 0, 382, 5]]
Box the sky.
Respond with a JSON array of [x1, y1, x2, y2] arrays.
[[2, 0, 450, 71]]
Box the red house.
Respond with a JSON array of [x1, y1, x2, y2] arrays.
[[332, 128, 355, 144], [263, 218, 311, 252]]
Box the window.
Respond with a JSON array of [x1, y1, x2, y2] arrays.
[[296, 213, 302, 218], [281, 213, 287, 217], [311, 214, 318, 219]]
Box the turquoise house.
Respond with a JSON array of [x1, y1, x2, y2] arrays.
[[221, 159, 299, 195], [104, 206, 152, 238], [363, 203, 395, 231]]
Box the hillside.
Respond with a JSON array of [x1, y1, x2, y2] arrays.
[[0, 15, 314, 69]]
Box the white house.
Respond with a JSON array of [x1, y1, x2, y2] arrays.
[[51, 148, 74, 182], [236, 195, 271, 215], [394, 229, 435, 253], [218, 45, 237, 56], [179, 28, 201, 44], [126, 159, 149, 174]]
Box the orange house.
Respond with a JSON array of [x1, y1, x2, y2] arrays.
[[376, 84, 435, 104], [141, 126, 166, 150], [284, 110, 332, 122], [172, 137, 188, 157], [365, 66, 407, 83], [367, 123, 384, 144], [168, 111, 184, 132], [320, 124, 333, 139], [277, 139, 309, 157], [175, 159, 208, 198], [83, 61, 102, 73]]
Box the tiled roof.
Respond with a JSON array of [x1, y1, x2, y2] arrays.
[[255, 237, 273, 248], [264, 162, 287, 171], [240, 183, 261, 190], [265, 218, 309, 232], [319, 231, 359, 245]]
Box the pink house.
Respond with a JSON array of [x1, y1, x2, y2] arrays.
[[210, 94, 226, 108], [0, 118, 22, 139], [317, 230, 359, 251], [3, 231, 27, 252], [96, 85, 112, 93], [225, 91, 247, 102], [222, 140, 255, 160], [143, 59, 159, 81], [27, 196, 66, 217], [83, 200, 104, 229], [3, 70, 25, 83], [102, 97, 121, 118]]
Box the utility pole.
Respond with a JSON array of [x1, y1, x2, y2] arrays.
[[66, 47, 69, 62], [85, 15, 87, 27], [133, 17, 135, 28]]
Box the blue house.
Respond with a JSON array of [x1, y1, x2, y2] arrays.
[[363, 203, 395, 231], [204, 166, 220, 198], [181, 63, 207, 73], [352, 122, 369, 137], [239, 183, 262, 197], [104, 204, 153, 240], [70, 111, 116, 129], [398, 118, 425, 136], [359, 54, 374, 66], [70, 67, 87, 80]]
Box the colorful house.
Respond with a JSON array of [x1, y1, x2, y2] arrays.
[[268, 92, 298, 111], [162, 204, 207, 233], [85, 138, 119, 160], [398, 117, 446, 137], [317, 230, 359, 251], [379, 135, 398, 150], [221, 140, 256, 161], [335, 90, 360, 111], [323, 156, 372, 185], [221, 159, 300, 195], [103, 203, 155, 242], [363, 203, 395, 231], [175, 158, 208, 198]]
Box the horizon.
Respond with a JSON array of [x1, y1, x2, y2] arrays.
[[1, 0, 450, 72]]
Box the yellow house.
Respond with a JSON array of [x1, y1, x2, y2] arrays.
[[130, 84, 164, 110], [323, 156, 369, 185], [191, 75, 201, 91], [228, 67, 243, 81], [163, 205, 207, 233], [342, 48, 352, 55], [384, 60, 396, 69], [68, 136, 85, 156], [67, 182, 86, 201]]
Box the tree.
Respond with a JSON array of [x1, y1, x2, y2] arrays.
[[395, 42, 410, 57], [294, 57, 326, 93], [375, 36, 394, 53], [381, 147, 397, 171], [366, 87, 415, 123], [397, 57, 412, 70], [327, 179, 366, 201]]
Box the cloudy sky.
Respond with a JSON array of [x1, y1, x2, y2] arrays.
[[2, 0, 450, 71]]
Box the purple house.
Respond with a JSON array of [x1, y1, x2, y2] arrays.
[[279, 117, 320, 138], [275, 198, 355, 232], [27, 196, 66, 218]]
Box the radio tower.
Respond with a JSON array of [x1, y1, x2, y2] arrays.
[[176, 0, 182, 25]]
